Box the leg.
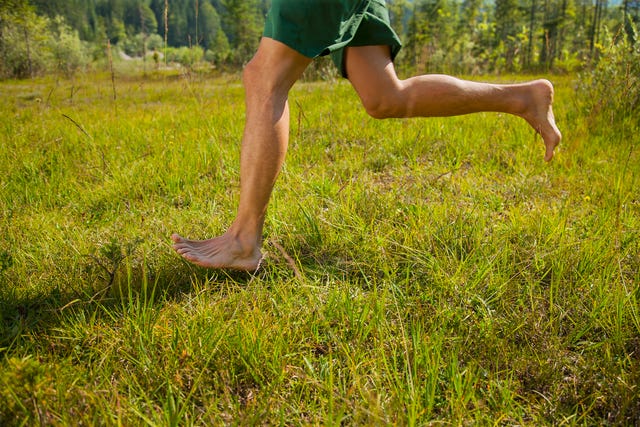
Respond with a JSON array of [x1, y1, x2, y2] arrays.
[[172, 38, 312, 270], [345, 45, 561, 161]]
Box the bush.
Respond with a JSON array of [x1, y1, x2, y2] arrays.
[[146, 34, 163, 51], [0, 6, 88, 79], [120, 33, 146, 57], [49, 16, 89, 77], [0, 7, 50, 78], [553, 51, 584, 74], [165, 46, 204, 68], [579, 25, 639, 129], [204, 29, 231, 66], [120, 33, 163, 57]]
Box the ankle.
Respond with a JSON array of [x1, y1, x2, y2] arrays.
[[226, 224, 262, 253]]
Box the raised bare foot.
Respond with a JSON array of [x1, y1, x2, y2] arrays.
[[171, 233, 263, 271], [520, 79, 562, 162]]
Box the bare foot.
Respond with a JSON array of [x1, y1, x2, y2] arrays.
[[171, 233, 263, 271], [519, 79, 562, 162]]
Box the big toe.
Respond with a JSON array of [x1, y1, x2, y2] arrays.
[[545, 148, 554, 162]]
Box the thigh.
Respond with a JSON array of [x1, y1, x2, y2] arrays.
[[330, 0, 402, 76], [345, 45, 403, 105], [249, 37, 313, 89]]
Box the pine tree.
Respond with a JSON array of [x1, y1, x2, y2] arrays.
[[494, 0, 524, 70], [221, 0, 262, 64]]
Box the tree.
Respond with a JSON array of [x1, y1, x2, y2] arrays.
[[456, 0, 485, 73], [538, 0, 568, 70], [0, 2, 50, 78], [122, 0, 157, 36], [0, 1, 88, 79], [200, 0, 229, 63], [387, 0, 410, 37], [494, 0, 523, 69], [589, 0, 607, 55], [221, 0, 262, 64], [199, 0, 224, 48], [95, 0, 127, 43], [49, 16, 89, 76], [30, 0, 99, 41], [404, 0, 457, 72], [622, 0, 639, 44]]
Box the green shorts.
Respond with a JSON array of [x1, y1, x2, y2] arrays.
[[263, 0, 402, 77]]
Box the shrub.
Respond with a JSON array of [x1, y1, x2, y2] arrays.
[[579, 24, 639, 129], [0, 6, 50, 78], [553, 50, 584, 74], [120, 33, 163, 57], [48, 16, 89, 77], [204, 29, 231, 66], [146, 33, 163, 51], [0, 6, 88, 79], [165, 46, 204, 68], [120, 33, 146, 57]]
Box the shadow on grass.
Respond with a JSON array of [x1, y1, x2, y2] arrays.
[[0, 251, 261, 354], [0, 234, 383, 355]]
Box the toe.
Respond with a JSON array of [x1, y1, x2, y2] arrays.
[[176, 247, 192, 256]]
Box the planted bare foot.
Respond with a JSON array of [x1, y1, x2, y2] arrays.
[[171, 233, 263, 271], [520, 79, 562, 162]]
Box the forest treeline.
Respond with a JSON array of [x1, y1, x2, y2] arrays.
[[0, 0, 638, 79]]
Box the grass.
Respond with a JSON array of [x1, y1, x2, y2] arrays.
[[0, 69, 639, 425]]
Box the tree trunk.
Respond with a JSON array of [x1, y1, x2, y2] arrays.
[[23, 26, 33, 78], [590, 0, 605, 56], [528, 0, 537, 69]]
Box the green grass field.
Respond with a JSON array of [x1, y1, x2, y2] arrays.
[[1, 70, 638, 425]]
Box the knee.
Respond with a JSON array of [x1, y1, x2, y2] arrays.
[[360, 92, 406, 119], [242, 58, 279, 103], [242, 58, 262, 89], [242, 56, 294, 100]]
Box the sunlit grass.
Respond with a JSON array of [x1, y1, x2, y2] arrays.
[[0, 70, 638, 425]]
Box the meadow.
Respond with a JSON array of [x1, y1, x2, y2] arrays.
[[0, 68, 638, 425]]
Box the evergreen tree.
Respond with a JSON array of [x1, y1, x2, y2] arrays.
[[122, 0, 157, 36], [95, 0, 127, 43], [4, 0, 636, 76], [622, 0, 640, 43], [388, 0, 410, 37], [30, 0, 99, 41], [456, 0, 485, 73], [494, 0, 525, 70], [199, 1, 224, 48], [200, 0, 229, 63], [221, 0, 262, 64]]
